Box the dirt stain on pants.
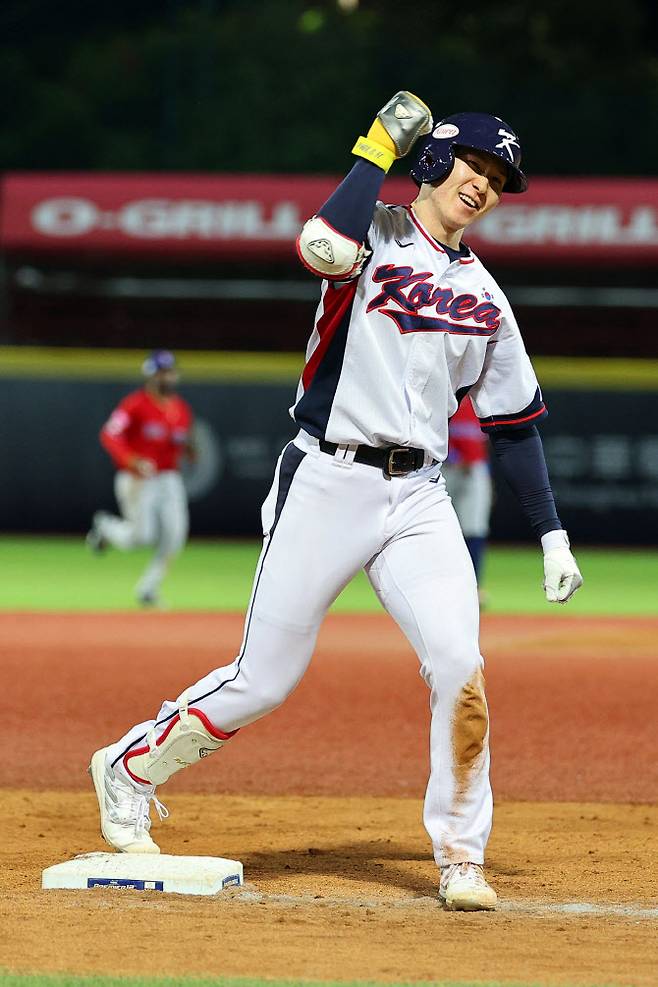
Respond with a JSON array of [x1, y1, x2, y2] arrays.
[[452, 667, 489, 802]]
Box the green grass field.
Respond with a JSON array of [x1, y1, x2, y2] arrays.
[[0, 536, 656, 615]]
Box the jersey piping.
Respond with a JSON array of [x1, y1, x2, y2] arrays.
[[405, 206, 472, 263], [477, 386, 547, 432], [294, 280, 358, 439]]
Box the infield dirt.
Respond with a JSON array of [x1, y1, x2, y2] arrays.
[[1, 612, 657, 986]]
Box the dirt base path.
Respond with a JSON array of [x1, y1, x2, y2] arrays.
[[2, 612, 657, 800], [1, 611, 657, 986], [2, 792, 657, 986]]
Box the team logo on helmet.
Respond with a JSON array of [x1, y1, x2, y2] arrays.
[[495, 128, 520, 162], [433, 123, 460, 139]]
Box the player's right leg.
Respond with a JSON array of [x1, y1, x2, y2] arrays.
[[90, 437, 385, 851]]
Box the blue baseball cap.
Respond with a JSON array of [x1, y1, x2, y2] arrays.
[[142, 350, 177, 376]]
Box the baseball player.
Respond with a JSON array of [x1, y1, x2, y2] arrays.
[[443, 397, 493, 604], [89, 94, 583, 911], [86, 350, 195, 608]]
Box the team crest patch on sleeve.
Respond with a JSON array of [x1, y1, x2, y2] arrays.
[[308, 239, 335, 264]]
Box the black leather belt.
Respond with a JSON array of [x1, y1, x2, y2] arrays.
[[319, 439, 426, 477]]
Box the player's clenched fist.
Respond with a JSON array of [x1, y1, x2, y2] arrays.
[[541, 531, 583, 604], [353, 92, 433, 173]]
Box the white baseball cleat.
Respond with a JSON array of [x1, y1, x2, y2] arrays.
[[85, 512, 109, 555], [439, 862, 497, 911], [89, 746, 168, 854]]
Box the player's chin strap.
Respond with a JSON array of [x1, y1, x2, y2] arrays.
[[124, 691, 238, 786]]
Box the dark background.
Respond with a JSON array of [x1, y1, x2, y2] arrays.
[[2, 0, 657, 176], [1, 377, 656, 544], [3, 0, 658, 357], [1, 0, 657, 543]]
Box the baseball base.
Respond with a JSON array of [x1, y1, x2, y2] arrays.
[[42, 852, 243, 896]]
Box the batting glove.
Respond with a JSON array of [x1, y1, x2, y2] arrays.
[[353, 91, 433, 173], [541, 530, 583, 604]]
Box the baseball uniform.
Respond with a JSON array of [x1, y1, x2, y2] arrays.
[[89, 374, 193, 605], [89, 96, 582, 912]]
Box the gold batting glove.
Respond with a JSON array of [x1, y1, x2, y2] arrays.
[[352, 91, 433, 173]]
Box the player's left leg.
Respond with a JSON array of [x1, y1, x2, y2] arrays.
[[135, 472, 189, 606], [365, 468, 495, 906]]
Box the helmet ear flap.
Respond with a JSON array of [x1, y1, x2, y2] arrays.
[[420, 147, 435, 171], [410, 142, 454, 187]]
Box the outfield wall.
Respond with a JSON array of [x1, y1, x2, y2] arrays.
[[1, 349, 657, 545]]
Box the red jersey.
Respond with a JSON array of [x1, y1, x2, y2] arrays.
[[100, 388, 193, 473], [447, 398, 489, 466]]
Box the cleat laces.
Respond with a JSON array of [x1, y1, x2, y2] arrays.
[[106, 769, 168, 835], [152, 795, 169, 822], [441, 862, 488, 891]]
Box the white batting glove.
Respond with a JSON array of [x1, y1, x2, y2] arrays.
[[541, 530, 583, 604]]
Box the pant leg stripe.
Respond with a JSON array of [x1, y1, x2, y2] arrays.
[[112, 442, 307, 768]]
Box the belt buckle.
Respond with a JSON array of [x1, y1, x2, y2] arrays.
[[385, 447, 413, 477]]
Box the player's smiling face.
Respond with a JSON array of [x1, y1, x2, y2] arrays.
[[452, 149, 507, 216], [413, 148, 508, 248]]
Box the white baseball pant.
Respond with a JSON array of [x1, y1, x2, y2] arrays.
[[97, 470, 189, 599], [110, 432, 492, 866]]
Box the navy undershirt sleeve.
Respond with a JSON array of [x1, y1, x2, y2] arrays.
[[488, 426, 562, 539], [317, 159, 386, 244]]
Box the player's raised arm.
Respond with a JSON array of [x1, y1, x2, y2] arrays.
[[296, 91, 432, 279]]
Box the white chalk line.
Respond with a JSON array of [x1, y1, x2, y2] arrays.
[[499, 900, 658, 919], [227, 888, 658, 919]]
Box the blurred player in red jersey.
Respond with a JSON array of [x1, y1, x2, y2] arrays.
[[444, 397, 493, 605], [86, 350, 196, 607]]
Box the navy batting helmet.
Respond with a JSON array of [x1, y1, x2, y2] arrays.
[[142, 349, 177, 376], [410, 112, 527, 193]]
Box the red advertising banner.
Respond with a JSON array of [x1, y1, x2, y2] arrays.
[[1, 172, 657, 264]]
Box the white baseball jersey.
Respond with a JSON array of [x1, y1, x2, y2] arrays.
[[292, 202, 546, 463], [106, 199, 548, 872]]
